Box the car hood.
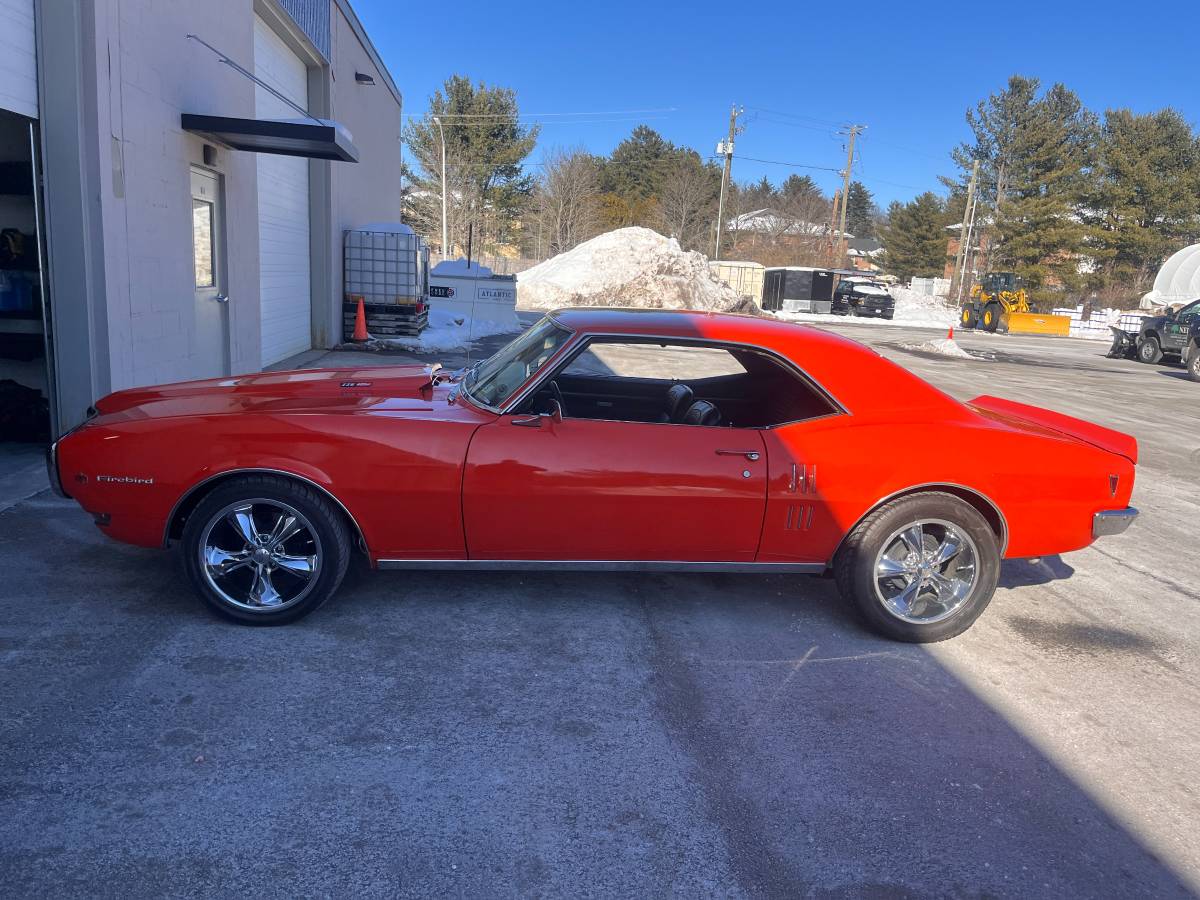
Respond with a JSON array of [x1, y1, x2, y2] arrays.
[[91, 364, 471, 422]]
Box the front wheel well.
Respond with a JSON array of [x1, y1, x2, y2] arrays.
[[835, 485, 1008, 563], [165, 470, 368, 555]]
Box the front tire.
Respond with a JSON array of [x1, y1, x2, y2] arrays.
[[834, 492, 1000, 643], [1137, 335, 1163, 364], [181, 474, 352, 625], [960, 306, 977, 328], [981, 302, 1001, 332], [1188, 347, 1200, 382]]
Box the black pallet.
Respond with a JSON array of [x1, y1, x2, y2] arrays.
[[344, 301, 428, 339]]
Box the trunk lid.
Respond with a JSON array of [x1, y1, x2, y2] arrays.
[[968, 395, 1137, 463]]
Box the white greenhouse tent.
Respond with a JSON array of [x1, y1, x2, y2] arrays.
[[1141, 243, 1200, 308]]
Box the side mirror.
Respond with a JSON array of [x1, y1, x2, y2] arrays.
[[511, 399, 563, 428]]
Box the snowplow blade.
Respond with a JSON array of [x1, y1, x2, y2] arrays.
[[1001, 311, 1071, 336]]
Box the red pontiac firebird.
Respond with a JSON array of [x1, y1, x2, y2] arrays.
[[49, 309, 1138, 642]]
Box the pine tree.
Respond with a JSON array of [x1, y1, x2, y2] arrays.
[[404, 76, 539, 254], [844, 181, 877, 239], [879, 192, 949, 280], [596, 126, 720, 234], [1084, 108, 1200, 295], [949, 76, 1095, 294]]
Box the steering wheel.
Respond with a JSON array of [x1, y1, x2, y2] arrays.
[[549, 380, 568, 417]]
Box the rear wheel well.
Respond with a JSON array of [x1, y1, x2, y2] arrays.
[[835, 485, 1007, 563], [166, 470, 367, 554]]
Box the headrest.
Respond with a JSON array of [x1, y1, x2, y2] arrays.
[[666, 383, 694, 421], [683, 400, 721, 427]]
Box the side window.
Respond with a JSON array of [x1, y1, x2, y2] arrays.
[[562, 342, 745, 380], [533, 340, 838, 428]]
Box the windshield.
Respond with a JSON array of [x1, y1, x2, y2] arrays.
[[463, 316, 574, 409], [854, 283, 890, 296]]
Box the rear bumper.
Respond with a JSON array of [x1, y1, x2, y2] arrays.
[[1093, 507, 1137, 538]]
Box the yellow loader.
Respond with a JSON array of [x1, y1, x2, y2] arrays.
[[959, 273, 1071, 336]]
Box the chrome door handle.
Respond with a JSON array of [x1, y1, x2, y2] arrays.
[[214, 293, 229, 304], [716, 449, 760, 461]]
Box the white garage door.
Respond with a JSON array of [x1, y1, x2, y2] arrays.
[[0, 0, 38, 118], [254, 16, 311, 365]]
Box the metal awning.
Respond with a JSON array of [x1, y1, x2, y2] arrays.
[[180, 114, 359, 162]]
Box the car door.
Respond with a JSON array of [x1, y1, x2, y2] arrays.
[[461, 414, 768, 562], [1165, 301, 1200, 352]]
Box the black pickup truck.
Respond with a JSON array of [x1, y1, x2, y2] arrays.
[[1185, 319, 1200, 382], [1136, 298, 1200, 365]]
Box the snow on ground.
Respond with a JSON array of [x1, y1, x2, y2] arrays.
[[899, 337, 975, 359], [358, 307, 521, 353], [775, 285, 960, 330], [517, 227, 746, 312], [432, 257, 494, 277]]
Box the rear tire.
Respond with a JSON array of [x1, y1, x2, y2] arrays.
[[181, 474, 352, 625], [1137, 335, 1163, 364], [834, 492, 1000, 643], [1188, 346, 1200, 382], [960, 306, 977, 329]]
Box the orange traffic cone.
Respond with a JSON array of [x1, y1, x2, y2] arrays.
[[948, 326, 954, 340], [351, 296, 369, 342]]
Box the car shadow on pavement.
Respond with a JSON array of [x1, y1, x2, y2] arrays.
[[0, 496, 1193, 898], [997, 554, 1076, 589]]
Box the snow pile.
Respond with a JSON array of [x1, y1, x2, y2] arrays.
[[517, 227, 746, 312], [900, 337, 974, 359], [432, 257, 494, 277], [889, 286, 960, 327], [357, 307, 521, 353]]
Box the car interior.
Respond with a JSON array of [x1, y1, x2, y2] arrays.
[[521, 340, 840, 428]]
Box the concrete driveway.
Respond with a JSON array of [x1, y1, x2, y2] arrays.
[[1, 318, 1197, 898]]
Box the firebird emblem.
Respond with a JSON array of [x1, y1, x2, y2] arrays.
[[341, 382, 372, 388], [97, 475, 154, 485]]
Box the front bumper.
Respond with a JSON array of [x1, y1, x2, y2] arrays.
[[46, 440, 70, 499], [1093, 506, 1137, 538]]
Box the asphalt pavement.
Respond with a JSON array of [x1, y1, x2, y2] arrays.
[[1, 317, 1197, 898]]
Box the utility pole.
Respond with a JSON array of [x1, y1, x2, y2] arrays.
[[432, 115, 448, 260], [713, 103, 743, 261], [951, 160, 979, 300], [835, 125, 863, 266], [957, 183, 981, 305], [828, 190, 841, 266]]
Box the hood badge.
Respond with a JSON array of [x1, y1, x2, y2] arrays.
[[97, 474, 155, 485], [341, 381, 372, 388]]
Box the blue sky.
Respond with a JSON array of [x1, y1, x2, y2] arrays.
[[354, 0, 1198, 208]]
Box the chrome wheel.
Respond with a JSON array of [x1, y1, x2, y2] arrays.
[[199, 498, 321, 613], [873, 519, 979, 625]]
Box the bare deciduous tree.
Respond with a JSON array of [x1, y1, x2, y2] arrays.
[[530, 147, 601, 256], [657, 157, 719, 252]]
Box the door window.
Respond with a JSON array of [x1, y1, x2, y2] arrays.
[[192, 198, 215, 288], [529, 339, 839, 428]]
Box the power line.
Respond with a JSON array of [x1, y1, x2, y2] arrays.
[[744, 105, 844, 129], [720, 154, 841, 173], [402, 107, 677, 119]]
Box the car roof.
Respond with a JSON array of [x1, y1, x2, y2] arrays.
[[545, 307, 959, 417]]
